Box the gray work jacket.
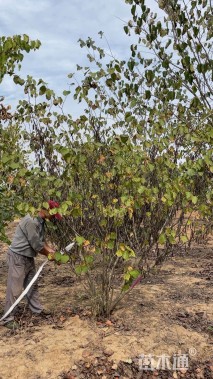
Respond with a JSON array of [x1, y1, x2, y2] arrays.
[[9, 215, 45, 258]]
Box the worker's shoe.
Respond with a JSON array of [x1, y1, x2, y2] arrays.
[[32, 309, 52, 318], [39, 309, 52, 316], [4, 321, 20, 330]]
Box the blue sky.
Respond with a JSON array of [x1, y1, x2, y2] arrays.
[[0, 0, 157, 115]]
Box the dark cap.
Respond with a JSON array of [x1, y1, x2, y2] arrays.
[[48, 200, 62, 220]]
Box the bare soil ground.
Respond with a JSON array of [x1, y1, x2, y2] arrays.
[[0, 221, 212, 379]]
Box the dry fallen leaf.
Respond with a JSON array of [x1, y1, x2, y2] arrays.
[[64, 374, 76, 379], [82, 350, 91, 358], [105, 319, 113, 326], [97, 369, 104, 375], [179, 368, 188, 374], [83, 240, 90, 247], [103, 349, 114, 356], [122, 358, 132, 364], [153, 371, 159, 377], [97, 155, 106, 164]]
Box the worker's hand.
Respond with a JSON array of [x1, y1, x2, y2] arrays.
[[40, 243, 56, 259]]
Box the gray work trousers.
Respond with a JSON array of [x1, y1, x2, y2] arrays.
[[3, 249, 43, 323]]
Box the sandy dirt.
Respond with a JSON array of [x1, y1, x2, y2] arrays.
[[0, 221, 212, 379]]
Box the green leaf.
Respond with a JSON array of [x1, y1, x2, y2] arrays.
[[123, 251, 130, 260], [109, 232, 116, 240], [39, 85, 46, 95], [191, 196, 198, 204], [2, 155, 10, 163], [54, 252, 62, 262], [116, 249, 123, 257], [42, 201, 49, 210], [128, 60, 135, 71], [71, 208, 82, 217], [130, 99, 137, 107], [61, 203, 68, 213], [120, 135, 129, 144], [74, 263, 88, 275], [46, 89, 52, 100], [158, 233, 166, 245], [63, 90, 71, 96], [76, 235, 85, 246], [17, 203, 25, 211], [180, 235, 188, 243], [85, 255, 94, 264], [129, 269, 140, 278], [124, 26, 129, 35], [13, 75, 25, 85], [9, 162, 20, 169], [122, 283, 130, 292], [145, 70, 154, 83], [81, 265, 89, 273], [186, 192, 192, 200], [75, 265, 82, 274], [19, 168, 27, 176], [145, 90, 151, 99], [124, 272, 131, 281], [107, 240, 114, 249], [60, 254, 70, 263]]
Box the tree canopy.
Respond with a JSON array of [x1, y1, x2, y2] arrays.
[[0, 0, 212, 315]]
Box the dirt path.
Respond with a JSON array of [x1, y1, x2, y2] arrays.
[[0, 222, 212, 379]]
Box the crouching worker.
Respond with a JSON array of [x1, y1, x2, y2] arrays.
[[1, 200, 62, 330]]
